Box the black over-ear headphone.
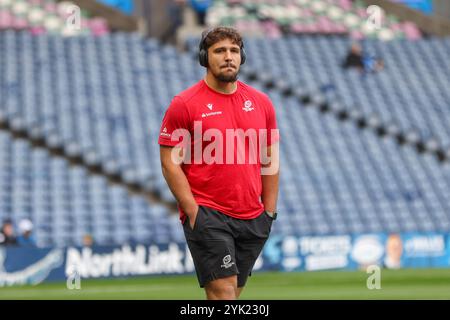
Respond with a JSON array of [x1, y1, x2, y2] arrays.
[[198, 28, 246, 67]]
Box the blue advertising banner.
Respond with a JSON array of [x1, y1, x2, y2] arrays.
[[97, 0, 134, 15], [0, 243, 195, 287], [391, 0, 433, 14], [1, 232, 449, 286], [0, 247, 65, 286], [262, 232, 450, 272], [400, 233, 449, 268]]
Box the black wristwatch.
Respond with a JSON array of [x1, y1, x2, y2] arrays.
[[265, 210, 277, 220]]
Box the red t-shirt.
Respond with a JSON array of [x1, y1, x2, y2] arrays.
[[158, 80, 279, 221]]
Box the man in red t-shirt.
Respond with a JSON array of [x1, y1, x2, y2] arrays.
[[159, 27, 279, 300]]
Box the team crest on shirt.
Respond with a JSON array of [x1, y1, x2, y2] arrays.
[[242, 100, 254, 112]]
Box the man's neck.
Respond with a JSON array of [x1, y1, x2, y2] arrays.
[[204, 73, 237, 95]]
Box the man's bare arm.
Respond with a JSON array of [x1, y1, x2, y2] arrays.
[[160, 146, 198, 226], [261, 142, 279, 213]]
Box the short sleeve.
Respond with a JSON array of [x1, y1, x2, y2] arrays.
[[264, 95, 280, 146], [158, 96, 191, 147]]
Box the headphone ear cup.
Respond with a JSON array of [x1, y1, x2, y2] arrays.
[[199, 48, 208, 67], [240, 47, 246, 65], [198, 29, 211, 67]]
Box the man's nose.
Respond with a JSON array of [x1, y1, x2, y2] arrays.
[[224, 50, 232, 61]]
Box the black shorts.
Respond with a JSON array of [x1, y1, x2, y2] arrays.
[[183, 205, 273, 288]]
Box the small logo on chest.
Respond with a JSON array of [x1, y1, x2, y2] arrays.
[[242, 100, 254, 112], [202, 111, 222, 118]]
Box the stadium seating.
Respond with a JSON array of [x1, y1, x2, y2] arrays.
[[1, 30, 450, 247], [0, 130, 184, 247], [0, 31, 204, 203], [242, 35, 450, 149], [206, 0, 422, 40], [259, 88, 450, 236], [0, 0, 109, 36]]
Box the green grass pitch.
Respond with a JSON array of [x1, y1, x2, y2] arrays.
[[1, 269, 449, 300]]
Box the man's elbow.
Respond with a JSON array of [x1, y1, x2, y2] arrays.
[[161, 164, 168, 178], [161, 160, 174, 177], [161, 157, 181, 178]]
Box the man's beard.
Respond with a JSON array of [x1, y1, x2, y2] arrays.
[[213, 68, 239, 83]]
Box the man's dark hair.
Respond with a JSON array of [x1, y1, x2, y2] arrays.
[[202, 26, 243, 50]]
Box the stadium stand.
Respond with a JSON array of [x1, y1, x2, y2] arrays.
[[1, 28, 450, 246], [240, 35, 450, 149], [0, 130, 184, 247], [206, 0, 422, 40], [0, 31, 201, 203], [260, 88, 450, 236], [0, 0, 109, 36]]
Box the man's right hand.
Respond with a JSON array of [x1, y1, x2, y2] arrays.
[[160, 145, 199, 231], [185, 203, 199, 230]]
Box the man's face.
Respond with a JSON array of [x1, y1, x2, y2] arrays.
[[207, 38, 241, 82]]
